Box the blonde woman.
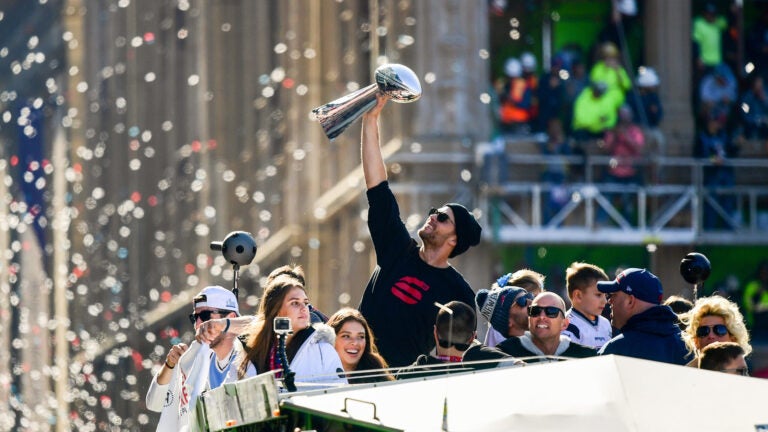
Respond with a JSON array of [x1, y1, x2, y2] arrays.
[[680, 295, 751, 367]]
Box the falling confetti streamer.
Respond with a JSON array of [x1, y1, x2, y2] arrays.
[[0, 0, 437, 430]]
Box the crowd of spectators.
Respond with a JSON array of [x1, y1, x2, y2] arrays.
[[149, 259, 766, 431], [489, 1, 768, 229]]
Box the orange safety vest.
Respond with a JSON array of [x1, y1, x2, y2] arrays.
[[499, 78, 532, 123]]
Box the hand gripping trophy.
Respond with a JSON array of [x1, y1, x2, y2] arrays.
[[311, 63, 422, 140]]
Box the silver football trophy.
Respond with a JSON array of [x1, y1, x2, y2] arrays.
[[311, 63, 422, 140]]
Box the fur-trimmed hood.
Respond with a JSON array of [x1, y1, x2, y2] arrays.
[[288, 322, 347, 384], [310, 323, 336, 345]]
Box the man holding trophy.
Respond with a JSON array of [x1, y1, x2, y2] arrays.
[[354, 84, 482, 368], [311, 64, 482, 367]]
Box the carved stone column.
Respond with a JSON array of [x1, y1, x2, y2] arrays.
[[411, 0, 492, 141], [644, 0, 695, 156]]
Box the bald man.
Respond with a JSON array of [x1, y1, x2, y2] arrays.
[[494, 292, 597, 362]]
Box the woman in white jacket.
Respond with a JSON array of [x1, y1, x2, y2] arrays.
[[197, 265, 346, 387]]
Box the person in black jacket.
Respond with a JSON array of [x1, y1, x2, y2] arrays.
[[598, 268, 692, 365], [358, 95, 482, 368], [492, 292, 597, 362], [396, 301, 479, 380]]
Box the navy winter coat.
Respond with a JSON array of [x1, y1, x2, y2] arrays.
[[599, 305, 692, 365]]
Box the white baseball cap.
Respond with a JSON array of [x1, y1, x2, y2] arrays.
[[193, 285, 240, 315]]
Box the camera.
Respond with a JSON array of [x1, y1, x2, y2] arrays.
[[680, 252, 711, 285], [210, 231, 257, 267], [274, 317, 293, 335]]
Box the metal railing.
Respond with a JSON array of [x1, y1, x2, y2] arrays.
[[478, 153, 768, 245]]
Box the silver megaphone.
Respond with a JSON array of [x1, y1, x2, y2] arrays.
[[311, 63, 422, 140]]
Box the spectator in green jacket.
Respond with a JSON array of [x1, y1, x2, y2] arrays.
[[589, 42, 632, 105], [692, 2, 728, 73], [572, 81, 623, 140], [743, 260, 768, 332]]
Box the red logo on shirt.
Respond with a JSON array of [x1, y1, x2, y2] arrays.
[[179, 370, 190, 408], [391, 276, 430, 304]]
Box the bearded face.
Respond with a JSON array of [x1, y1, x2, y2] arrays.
[[417, 206, 456, 250]]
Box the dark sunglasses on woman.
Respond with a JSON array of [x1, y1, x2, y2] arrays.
[[695, 324, 729, 338]]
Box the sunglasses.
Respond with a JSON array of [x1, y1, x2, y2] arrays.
[[528, 305, 564, 318], [428, 208, 454, 225], [438, 339, 471, 351], [514, 292, 534, 308], [189, 309, 230, 325], [695, 324, 729, 338], [721, 367, 749, 376]]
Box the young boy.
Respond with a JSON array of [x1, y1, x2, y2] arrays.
[[561, 262, 613, 349]]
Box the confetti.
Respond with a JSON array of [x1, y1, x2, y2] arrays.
[[0, 1, 420, 430]]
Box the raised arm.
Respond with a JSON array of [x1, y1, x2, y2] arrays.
[[155, 342, 188, 385], [361, 94, 389, 189], [196, 315, 255, 344]]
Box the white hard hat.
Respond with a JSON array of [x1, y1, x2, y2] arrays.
[[636, 66, 660, 87], [615, 0, 638, 16], [504, 58, 522, 78], [520, 52, 537, 71]]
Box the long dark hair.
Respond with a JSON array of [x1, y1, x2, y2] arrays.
[[326, 308, 393, 383], [238, 264, 306, 378]]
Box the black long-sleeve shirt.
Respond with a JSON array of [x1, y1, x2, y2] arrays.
[[359, 181, 475, 368]]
